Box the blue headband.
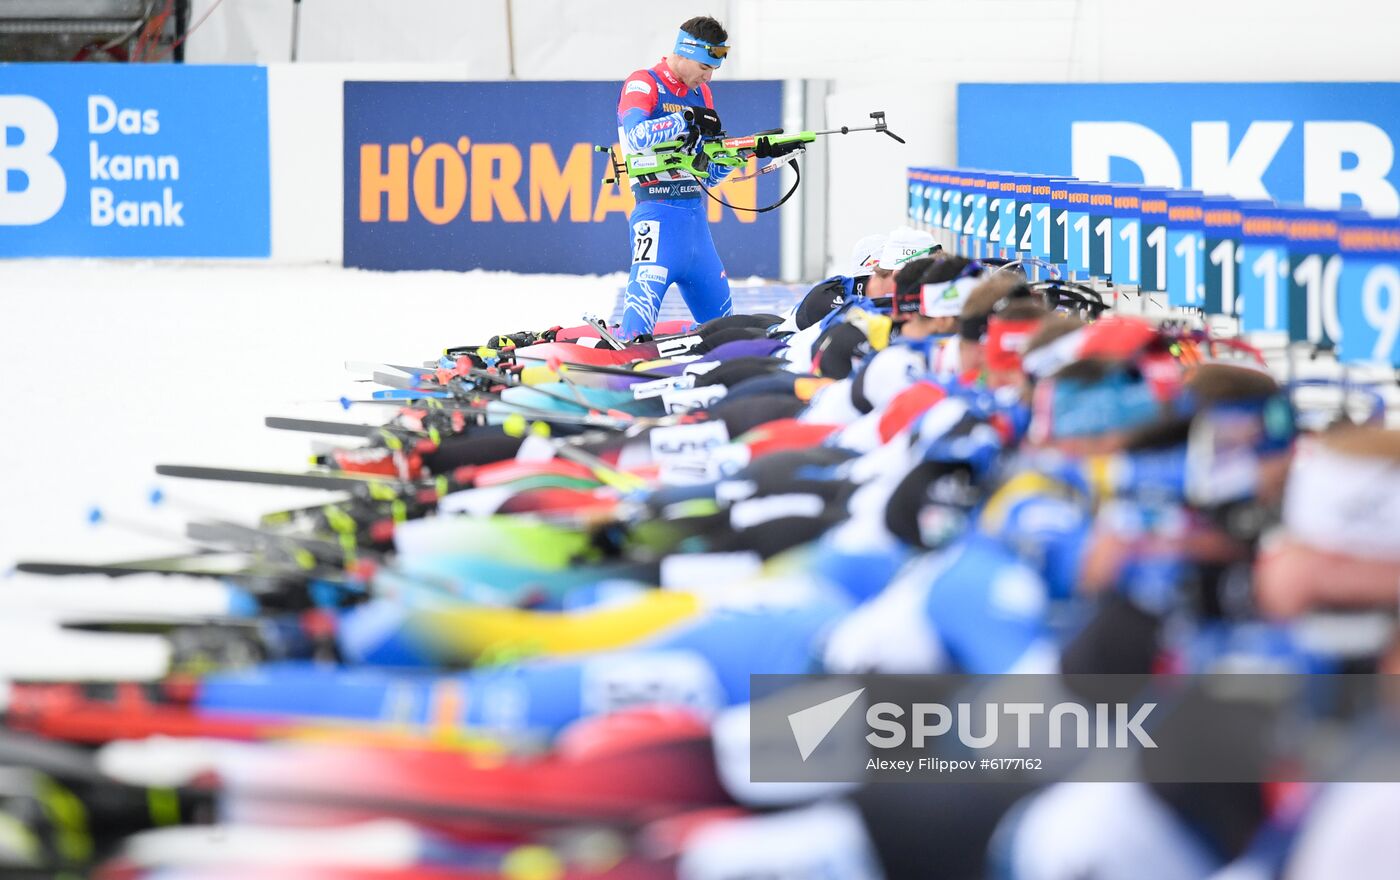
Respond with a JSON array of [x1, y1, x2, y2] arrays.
[[674, 29, 727, 67], [1048, 373, 1162, 439], [1184, 395, 1296, 508]]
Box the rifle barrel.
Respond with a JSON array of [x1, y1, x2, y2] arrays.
[[811, 123, 885, 136]]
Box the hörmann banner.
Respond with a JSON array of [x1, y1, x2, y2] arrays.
[[957, 83, 1400, 218], [0, 64, 270, 257], [343, 80, 784, 276]]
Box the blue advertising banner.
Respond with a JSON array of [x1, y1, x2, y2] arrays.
[[958, 84, 1400, 217], [0, 64, 269, 257], [343, 80, 784, 276]]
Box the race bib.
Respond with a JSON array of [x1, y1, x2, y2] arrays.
[[661, 384, 727, 414], [631, 219, 661, 264], [683, 360, 723, 376], [660, 551, 763, 591], [729, 493, 826, 529], [657, 334, 703, 357], [650, 420, 730, 461], [580, 652, 722, 718], [513, 433, 556, 463], [631, 373, 695, 400], [650, 420, 731, 485]]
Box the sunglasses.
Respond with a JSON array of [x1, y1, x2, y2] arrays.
[[681, 39, 729, 60]]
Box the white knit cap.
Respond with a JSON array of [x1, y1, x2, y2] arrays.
[[848, 233, 888, 278], [877, 227, 936, 271]]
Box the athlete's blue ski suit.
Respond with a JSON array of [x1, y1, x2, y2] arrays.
[[616, 60, 733, 337]]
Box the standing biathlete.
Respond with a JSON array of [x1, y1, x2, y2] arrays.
[[617, 16, 734, 338]]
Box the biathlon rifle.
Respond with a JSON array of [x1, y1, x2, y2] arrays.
[[595, 110, 905, 212]]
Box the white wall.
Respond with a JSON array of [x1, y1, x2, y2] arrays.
[[821, 84, 947, 275], [727, 0, 1400, 83], [187, 0, 507, 67], [194, 0, 1400, 79], [188, 0, 712, 72], [266, 63, 478, 262], [295, 1, 509, 66], [184, 0, 294, 64], [511, 0, 727, 79]]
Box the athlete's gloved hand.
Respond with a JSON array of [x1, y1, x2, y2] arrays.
[[681, 108, 722, 152], [688, 107, 723, 137]]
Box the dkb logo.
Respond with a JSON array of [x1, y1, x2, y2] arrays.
[[957, 84, 1400, 218], [1072, 121, 1400, 216], [0, 96, 66, 225]]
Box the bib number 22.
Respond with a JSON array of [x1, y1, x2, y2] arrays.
[[632, 220, 660, 263]]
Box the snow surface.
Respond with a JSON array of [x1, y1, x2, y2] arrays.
[[0, 260, 625, 574]]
